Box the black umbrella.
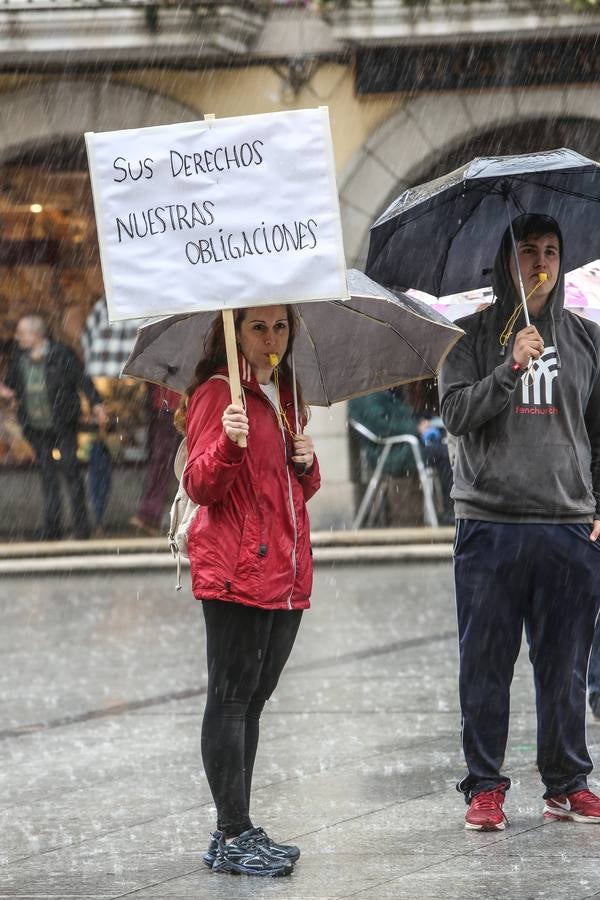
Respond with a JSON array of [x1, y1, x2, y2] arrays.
[[366, 148, 600, 299]]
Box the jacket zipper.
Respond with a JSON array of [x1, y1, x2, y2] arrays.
[[285, 445, 298, 609], [254, 387, 298, 608], [278, 407, 297, 609], [270, 394, 297, 608]]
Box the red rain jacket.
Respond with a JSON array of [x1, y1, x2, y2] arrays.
[[183, 359, 321, 610]]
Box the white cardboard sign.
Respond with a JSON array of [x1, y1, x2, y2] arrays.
[[85, 107, 348, 322]]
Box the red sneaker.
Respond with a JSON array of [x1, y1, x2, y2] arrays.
[[544, 789, 600, 823], [465, 785, 509, 831]]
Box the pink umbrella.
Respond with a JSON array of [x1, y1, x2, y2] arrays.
[[410, 261, 600, 322], [566, 269, 600, 308], [565, 281, 589, 307]]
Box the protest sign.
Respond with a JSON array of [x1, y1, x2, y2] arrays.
[[86, 107, 348, 322]]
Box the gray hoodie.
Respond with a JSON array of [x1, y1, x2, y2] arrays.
[[439, 225, 600, 522]]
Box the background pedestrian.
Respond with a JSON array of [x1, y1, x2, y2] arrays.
[[0, 314, 106, 539], [129, 385, 180, 536]]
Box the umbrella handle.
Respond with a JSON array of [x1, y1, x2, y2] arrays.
[[206, 110, 247, 450], [222, 309, 247, 448]]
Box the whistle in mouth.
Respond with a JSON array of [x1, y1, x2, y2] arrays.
[[537, 273, 548, 282], [268, 353, 279, 366]]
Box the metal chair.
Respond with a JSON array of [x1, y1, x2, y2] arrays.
[[348, 418, 439, 529]]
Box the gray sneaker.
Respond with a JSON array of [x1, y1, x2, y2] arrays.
[[204, 826, 300, 868], [202, 831, 222, 868], [210, 830, 294, 877]]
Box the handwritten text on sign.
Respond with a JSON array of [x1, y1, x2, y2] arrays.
[[86, 108, 347, 321]]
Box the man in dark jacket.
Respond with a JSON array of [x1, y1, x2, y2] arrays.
[[0, 314, 106, 539], [440, 214, 600, 830]]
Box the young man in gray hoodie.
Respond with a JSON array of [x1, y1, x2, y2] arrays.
[[440, 213, 600, 830]]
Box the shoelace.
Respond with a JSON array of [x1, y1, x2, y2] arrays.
[[471, 790, 510, 825], [251, 826, 286, 849], [217, 835, 263, 860]]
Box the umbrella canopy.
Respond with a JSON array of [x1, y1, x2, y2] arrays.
[[366, 148, 600, 297], [121, 269, 464, 406]]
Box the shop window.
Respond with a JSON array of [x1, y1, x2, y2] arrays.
[[0, 137, 149, 467]]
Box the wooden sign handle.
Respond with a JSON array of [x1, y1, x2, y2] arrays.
[[203, 114, 246, 449], [222, 308, 247, 448]]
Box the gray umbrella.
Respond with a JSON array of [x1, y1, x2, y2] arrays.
[[121, 269, 463, 406]]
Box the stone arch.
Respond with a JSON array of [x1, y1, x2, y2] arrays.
[[0, 77, 201, 369], [339, 85, 600, 270], [0, 78, 199, 163]]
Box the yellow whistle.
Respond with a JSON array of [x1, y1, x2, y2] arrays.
[[538, 273, 548, 282], [268, 353, 279, 366]]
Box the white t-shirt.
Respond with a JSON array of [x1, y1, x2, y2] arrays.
[[259, 380, 279, 413]]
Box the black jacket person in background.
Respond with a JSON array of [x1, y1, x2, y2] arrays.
[[0, 314, 106, 539], [440, 214, 600, 831]]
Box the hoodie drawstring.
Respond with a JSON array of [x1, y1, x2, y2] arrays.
[[499, 274, 549, 348]]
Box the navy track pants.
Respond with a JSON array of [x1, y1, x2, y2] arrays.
[[454, 520, 600, 801]]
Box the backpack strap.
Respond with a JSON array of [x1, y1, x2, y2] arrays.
[[169, 375, 239, 590], [170, 439, 189, 591], [173, 438, 187, 479], [208, 372, 246, 409]]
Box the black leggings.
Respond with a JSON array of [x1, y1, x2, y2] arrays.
[[201, 600, 303, 837]]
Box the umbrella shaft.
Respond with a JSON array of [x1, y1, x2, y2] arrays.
[[505, 200, 531, 327]]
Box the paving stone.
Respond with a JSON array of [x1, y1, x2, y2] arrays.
[[2, 562, 599, 899]]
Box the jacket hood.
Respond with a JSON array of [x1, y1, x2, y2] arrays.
[[491, 216, 566, 323]]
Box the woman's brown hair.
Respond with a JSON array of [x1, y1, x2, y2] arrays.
[[174, 306, 306, 434]]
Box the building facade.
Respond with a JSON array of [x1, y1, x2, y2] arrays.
[[0, 0, 599, 531]]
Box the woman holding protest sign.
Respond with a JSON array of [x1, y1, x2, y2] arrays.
[[174, 303, 320, 878]]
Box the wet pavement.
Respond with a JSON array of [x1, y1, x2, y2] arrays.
[[2, 561, 600, 899]]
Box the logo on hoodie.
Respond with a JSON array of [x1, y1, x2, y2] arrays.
[[516, 346, 559, 415]]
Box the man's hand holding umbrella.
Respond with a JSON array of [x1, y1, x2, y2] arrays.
[[512, 327, 545, 368]]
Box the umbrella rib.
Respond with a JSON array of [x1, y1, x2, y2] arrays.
[[330, 301, 438, 377], [434, 188, 492, 296], [295, 305, 331, 406], [509, 175, 600, 202]]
